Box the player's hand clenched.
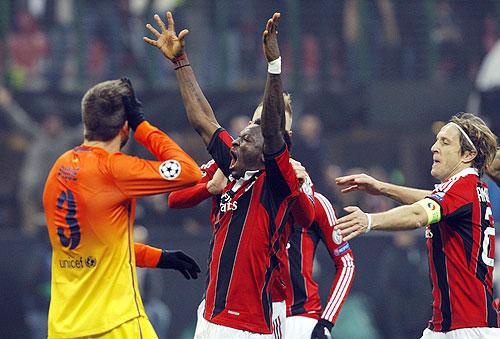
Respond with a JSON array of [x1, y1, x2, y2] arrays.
[[157, 250, 201, 280], [311, 319, 333, 339], [121, 77, 145, 131]]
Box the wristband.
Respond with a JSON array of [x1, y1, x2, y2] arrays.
[[173, 54, 190, 70], [268, 56, 281, 74], [365, 213, 373, 233]]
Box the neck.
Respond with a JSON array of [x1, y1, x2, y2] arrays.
[[442, 163, 471, 182], [83, 136, 122, 154]]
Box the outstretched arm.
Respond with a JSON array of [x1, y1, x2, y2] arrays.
[[144, 12, 220, 146], [335, 173, 431, 205], [261, 13, 285, 155]]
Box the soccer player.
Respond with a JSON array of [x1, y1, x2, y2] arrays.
[[144, 11, 300, 337], [285, 191, 355, 339], [42, 78, 202, 338], [335, 113, 499, 338]]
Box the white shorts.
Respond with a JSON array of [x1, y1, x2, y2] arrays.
[[284, 315, 318, 339], [272, 301, 286, 339], [420, 327, 500, 339], [194, 299, 274, 339]]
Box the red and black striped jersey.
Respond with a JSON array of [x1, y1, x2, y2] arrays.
[[426, 167, 499, 332], [271, 178, 316, 303], [285, 192, 355, 324], [203, 128, 300, 334]]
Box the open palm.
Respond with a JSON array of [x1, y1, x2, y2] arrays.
[[143, 12, 189, 60]]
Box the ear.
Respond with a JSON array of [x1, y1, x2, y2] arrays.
[[462, 150, 477, 164], [122, 121, 129, 132]]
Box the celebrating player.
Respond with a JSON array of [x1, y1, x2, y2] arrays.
[[335, 113, 499, 338], [42, 78, 202, 338], [145, 11, 300, 337]]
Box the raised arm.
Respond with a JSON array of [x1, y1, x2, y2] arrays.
[[261, 13, 286, 155], [144, 12, 220, 146], [335, 173, 431, 205]]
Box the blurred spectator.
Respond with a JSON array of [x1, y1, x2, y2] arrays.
[[0, 87, 80, 234], [38, 0, 75, 90], [374, 231, 430, 338], [468, 39, 500, 135], [293, 113, 328, 191], [81, 1, 125, 84], [7, 10, 49, 89], [431, 0, 464, 80]]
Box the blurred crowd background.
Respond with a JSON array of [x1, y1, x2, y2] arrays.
[[1, 0, 500, 338]]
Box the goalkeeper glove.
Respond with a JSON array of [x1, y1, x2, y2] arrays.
[[121, 77, 145, 131], [157, 250, 201, 280], [311, 318, 333, 339]]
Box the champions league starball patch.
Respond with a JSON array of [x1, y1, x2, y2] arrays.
[[159, 160, 181, 180]]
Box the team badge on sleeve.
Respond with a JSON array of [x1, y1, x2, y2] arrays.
[[332, 229, 343, 244], [159, 160, 181, 180]]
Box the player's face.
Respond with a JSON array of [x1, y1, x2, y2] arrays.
[[229, 124, 264, 178], [430, 124, 466, 182]]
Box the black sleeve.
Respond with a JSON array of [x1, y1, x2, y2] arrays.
[[207, 128, 234, 178]]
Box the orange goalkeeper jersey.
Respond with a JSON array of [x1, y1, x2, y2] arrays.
[[43, 121, 201, 338]]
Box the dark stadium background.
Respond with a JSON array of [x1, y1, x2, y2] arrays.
[[0, 1, 499, 338]]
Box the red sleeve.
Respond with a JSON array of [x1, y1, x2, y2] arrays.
[[291, 173, 316, 227], [168, 160, 218, 208], [109, 121, 202, 197], [428, 176, 474, 219], [314, 192, 356, 324], [135, 243, 162, 268]]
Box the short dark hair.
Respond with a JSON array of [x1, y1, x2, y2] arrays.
[[81, 79, 132, 141]]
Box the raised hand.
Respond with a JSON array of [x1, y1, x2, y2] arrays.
[[335, 173, 383, 195], [334, 206, 370, 241], [262, 12, 281, 62], [143, 11, 189, 60]]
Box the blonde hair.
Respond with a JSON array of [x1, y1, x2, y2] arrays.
[[449, 112, 497, 176]]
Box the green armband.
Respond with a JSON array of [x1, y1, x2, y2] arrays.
[[414, 198, 441, 225]]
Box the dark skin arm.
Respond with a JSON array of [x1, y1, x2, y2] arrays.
[[261, 12, 286, 155], [144, 12, 219, 146]]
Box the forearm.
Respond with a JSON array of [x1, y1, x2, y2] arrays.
[[371, 204, 428, 231], [174, 56, 220, 145], [168, 182, 212, 208], [261, 73, 285, 154], [378, 182, 431, 205]]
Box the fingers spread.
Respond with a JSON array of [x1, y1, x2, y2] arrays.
[[146, 23, 161, 38], [180, 269, 191, 280], [154, 14, 167, 32], [166, 11, 175, 32], [143, 37, 157, 46], [178, 29, 189, 41]]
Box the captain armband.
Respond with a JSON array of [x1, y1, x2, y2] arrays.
[[413, 198, 442, 225]]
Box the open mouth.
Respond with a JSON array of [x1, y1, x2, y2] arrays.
[[229, 149, 238, 170]]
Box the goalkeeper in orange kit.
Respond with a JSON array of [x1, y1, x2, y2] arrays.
[[43, 77, 201, 338]]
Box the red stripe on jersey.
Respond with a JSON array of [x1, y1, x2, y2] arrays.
[[426, 169, 498, 331]]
